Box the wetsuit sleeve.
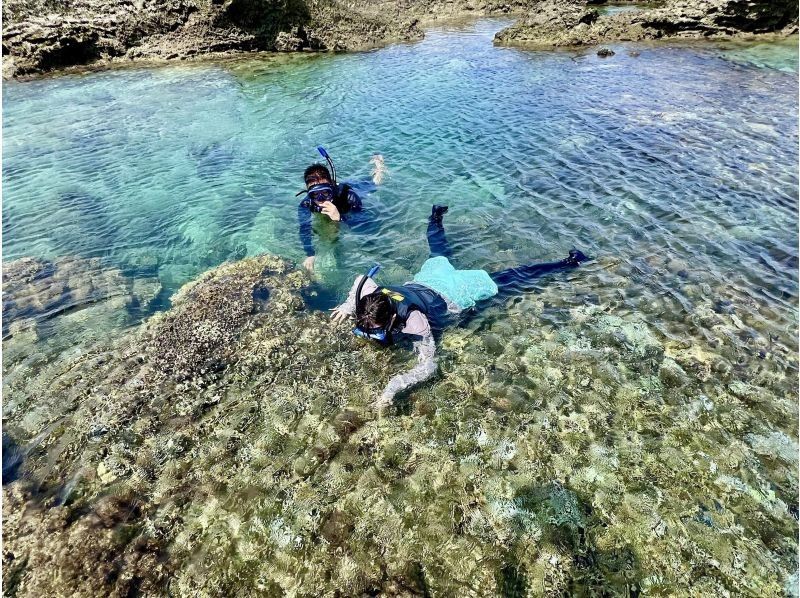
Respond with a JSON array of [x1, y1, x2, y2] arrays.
[[339, 190, 363, 223], [379, 314, 437, 403], [336, 275, 378, 315], [298, 202, 315, 257]]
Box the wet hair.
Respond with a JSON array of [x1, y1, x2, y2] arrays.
[[304, 163, 331, 185], [356, 292, 393, 331]]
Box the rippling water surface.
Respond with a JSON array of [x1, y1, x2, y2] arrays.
[[3, 20, 798, 595], [4, 24, 798, 318]]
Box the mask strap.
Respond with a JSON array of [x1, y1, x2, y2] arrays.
[[386, 313, 396, 335]]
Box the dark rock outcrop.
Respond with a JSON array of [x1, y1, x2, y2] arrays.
[[2, 0, 543, 77], [1, 0, 424, 77], [495, 0, 799, 48]]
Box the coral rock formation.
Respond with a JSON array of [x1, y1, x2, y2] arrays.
[[2, 255, 160, 338], [3, 254, 797, 596], [495, 0, 799, 48]]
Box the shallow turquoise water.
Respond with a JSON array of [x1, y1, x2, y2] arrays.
[[3, 21, 798, 334], [598, 3, 649, 16]]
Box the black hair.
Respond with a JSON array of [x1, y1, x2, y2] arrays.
[[304, 163, 332, 184], [356, 292, 393, 330]]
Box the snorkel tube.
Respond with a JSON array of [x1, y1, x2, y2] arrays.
[[317, 146, 337, 185], [355, 263, 382, 306], [354, 264, 396, 345], [296, 146, 338, 199]]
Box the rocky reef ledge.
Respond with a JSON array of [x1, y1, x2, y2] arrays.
[[3, 253, 798, 595], [2, 0, 535, 79], [495, 0, 799, 48]]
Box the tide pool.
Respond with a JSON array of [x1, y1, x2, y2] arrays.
[[2, 19, 798, 596]]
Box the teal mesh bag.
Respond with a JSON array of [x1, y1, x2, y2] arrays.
[[413, 256, 498, 310]]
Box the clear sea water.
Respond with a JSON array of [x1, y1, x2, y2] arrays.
[[4, 22, 798, 325], [2, 20, 799, 594]]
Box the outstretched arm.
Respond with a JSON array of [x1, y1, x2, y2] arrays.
[[298, 202, 315, 257], [377, 312, 437, 408], [378, 334, 437, 408], [331, 275, 378, 323]]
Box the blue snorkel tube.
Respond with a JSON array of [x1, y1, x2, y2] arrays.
[[354, 264, 392, 343], [317, 146, 337, 185], [354, 264, 381, 307], [296, 146, 338, 199]]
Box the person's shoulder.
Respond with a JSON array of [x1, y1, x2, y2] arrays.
[[403, 311, 431, 336], [344, 186, 361, 202]]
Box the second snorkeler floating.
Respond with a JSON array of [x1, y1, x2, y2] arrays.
[[297, 147, 385, 271], [331, 205, 588, 411]]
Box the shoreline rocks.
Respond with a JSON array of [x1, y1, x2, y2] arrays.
[[2, 0, 537, 79], [4, 0, 796, 78], [495, 0, 799, 49]]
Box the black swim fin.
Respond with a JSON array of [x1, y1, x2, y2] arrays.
[[567, 248, 589, 265], [431, 204, 449, 222]]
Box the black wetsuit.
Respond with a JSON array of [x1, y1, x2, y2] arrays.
[[298, 183, 363, 257]]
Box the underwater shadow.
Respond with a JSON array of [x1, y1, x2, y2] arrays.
[[500, 482, 642, 597]]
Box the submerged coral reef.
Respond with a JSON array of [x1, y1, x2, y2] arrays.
[[2, 252, 797, 596]]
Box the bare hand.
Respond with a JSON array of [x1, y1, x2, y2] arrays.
[[303, 256, 316, 271], [320, 201, 341, 222], [330, 306, 351, 325], [374, 393, 393, 413]]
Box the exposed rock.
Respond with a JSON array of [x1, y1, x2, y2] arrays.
[[274, 26, 309, 51], [596, 46, 614, 56], [2, 0, 540, 78], [495, 0, 799, 48]]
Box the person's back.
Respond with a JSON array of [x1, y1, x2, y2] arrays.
[[330, 205, 588, 411]]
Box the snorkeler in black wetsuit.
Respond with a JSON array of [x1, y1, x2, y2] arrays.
[[331, 205, 588, 410], [297, 147, 385, 271]]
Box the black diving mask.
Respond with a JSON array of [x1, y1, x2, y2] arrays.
[[305, 183, 336, 210]]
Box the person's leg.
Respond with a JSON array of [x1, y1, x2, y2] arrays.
[[427, 205, 453, 259], [490, 249, 588, 295]]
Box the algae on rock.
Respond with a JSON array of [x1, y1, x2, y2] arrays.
[[3, 252, 798, 596]]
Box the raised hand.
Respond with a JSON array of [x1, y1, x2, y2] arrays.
[[320, 201, 341, 222]]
